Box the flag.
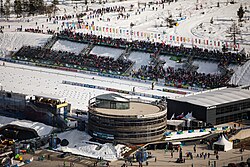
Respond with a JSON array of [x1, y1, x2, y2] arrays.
[[170, 113, 175, 120], [176, 112, 184, 119]]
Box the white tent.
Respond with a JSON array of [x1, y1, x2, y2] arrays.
[[213, 134, 233, 152]]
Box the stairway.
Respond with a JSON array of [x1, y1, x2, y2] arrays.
[[118, 46, 133, 61], [44, 35, 58, 49], [80, 42, 94, 55]]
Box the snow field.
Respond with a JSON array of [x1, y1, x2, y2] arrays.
[[90, 46, 123, 59], [0, 32, 51, 57], [0, 61, 194, 111], [51, 39, 88, 54]]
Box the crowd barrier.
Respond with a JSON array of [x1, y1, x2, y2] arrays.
[[62, 80, 164, 99]]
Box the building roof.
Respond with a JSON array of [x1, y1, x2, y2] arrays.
[[96, 93, 129, 102], [174, 88, 250, 108], [94, 101, 161, 117], [0, 116, 53, 137], [167, 120, 185, 126]]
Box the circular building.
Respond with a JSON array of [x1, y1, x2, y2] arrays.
[[88, 93, 167, 144]]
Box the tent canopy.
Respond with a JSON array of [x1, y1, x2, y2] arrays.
[[213, 134, 233, 151]]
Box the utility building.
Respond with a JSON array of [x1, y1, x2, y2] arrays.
[[167, 88, 250, 125]]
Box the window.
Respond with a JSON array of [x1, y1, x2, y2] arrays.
[[110, 102, 116, 109]]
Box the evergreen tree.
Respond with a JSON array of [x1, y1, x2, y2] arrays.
[[52, 0, 59, 5], [14, 0, 22, 17], [52, 0, 58, 16], [237, 5, 245, 22], [84, 0, 88, 5], [28, 0, 44, 14], [22, 0, 28, 12], [4, 0, 10, 20], [0, 0, 3, 17]]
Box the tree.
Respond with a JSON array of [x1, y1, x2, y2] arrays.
[[84, 0, 88, 5], [21, 0, 29, 17], [0, 0, 3, 17], [52, 0, 59, 6], [52, 0, 58, 16], [14, 0, 22, 17], [4, 0, 10, 20], [28, 0, 44, 14], [237, 5, 245, 22], [227, 22, 241, 51]]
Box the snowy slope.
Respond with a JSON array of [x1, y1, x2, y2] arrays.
[[0, 32, 51, 57]]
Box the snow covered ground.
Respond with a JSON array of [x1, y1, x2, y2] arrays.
[[51, 39, 88, 54], [56, 129, 128, 161], [0, 60, 195, 111], [193, 60, 220, 74], [0, 0, 249, 85], [0, 32, 51, 57], [230, 60, 250, 85], [90, 46, 123, 59], [129, 51, 151, 70], [160, 55, 185, 69]]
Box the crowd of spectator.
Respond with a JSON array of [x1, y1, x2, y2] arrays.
[[14, 46, 133, 75], [58, 29, 246, 64], [12, 28, 247, 89], [132, 65, 231, 89]]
